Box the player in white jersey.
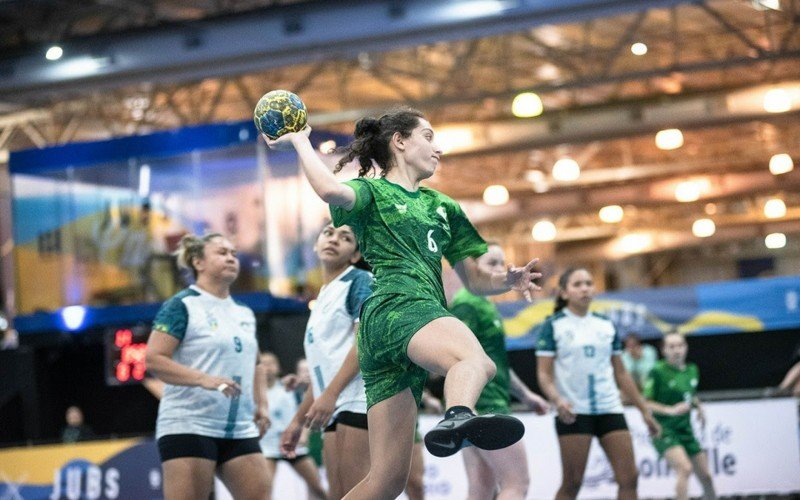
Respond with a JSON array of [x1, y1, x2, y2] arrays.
[[536, 268, 660, 500], [281, 223, 373, 500], [146, 233, 270, 500], [259, 352, 327, 499]]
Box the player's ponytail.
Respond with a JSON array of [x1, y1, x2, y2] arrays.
[[175, 233, 223, 279], [335, 107, 425, 177]]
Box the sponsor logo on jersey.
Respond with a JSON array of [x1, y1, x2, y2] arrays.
[[205, 312, 218, 330]]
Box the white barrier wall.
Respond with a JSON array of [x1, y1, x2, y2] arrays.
[[217, 398, 800, 499]]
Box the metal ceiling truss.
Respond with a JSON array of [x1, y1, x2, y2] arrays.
[[3, 0, 703, 100], [0, 1, 795, 153]]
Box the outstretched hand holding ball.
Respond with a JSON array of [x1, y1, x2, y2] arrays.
[[253, 89, 308, 139]]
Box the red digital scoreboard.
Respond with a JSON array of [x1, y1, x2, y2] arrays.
[[104, 325, 150, 386]]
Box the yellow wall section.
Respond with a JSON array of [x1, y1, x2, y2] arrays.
[[0, 438, 142, 484]]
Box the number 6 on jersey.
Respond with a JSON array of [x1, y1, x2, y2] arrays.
[[426, 229, 438, 253]]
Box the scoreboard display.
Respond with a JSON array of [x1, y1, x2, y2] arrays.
[[104, 324, 150, 386]]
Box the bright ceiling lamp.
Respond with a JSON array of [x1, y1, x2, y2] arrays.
[[46, 45, 63, 60], [483, 185, 510, 206], [765, 233, 786, 249], [674, 179, 709, 202], [512, 92, 544, 118], [524, 169, 545, 183], [630, 42, 648, 56], [435, 127, 473, 154], [752, 0, 781, 10], [692, 218, 716, 238], [769, 153, 794, 175], [655, 128, 684, 150], [764, 198, 787, 218], [599, 205, 624, 223], [618, 233, 652, 254], [763, 88, 792, 113], [552, 158, 580, 181], [532, 220, 556, 242]]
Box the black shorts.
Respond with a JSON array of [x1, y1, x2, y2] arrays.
[[266, 454, 309, 465], [555, 413, 628, 438], [157, 434, 262, 465], [323, 411, 368, 433]]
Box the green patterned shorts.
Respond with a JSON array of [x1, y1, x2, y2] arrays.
[[652, 425, 702, 456], [358, 293, 453, 409]]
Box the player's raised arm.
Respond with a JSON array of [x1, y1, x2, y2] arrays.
[[265, 128, 356, 209], [255, 90, 355, 209]]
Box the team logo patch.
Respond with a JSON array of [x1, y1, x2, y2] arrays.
[[436, 206, 448, 221], [395, 203, 408, 214], [205, 312, 218, 330]]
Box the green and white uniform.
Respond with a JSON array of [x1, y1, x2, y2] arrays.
[[644, 360, 702, 456], [152, 285, 259, 440], [449, 288, 510, 415], [331, 177, 487, 408]]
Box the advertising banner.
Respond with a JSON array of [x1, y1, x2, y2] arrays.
[[501, 275, 800, 349], [2, 399, 797, 499], [417, 398, 800, 499]]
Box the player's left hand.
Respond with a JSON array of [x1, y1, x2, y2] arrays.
[[254, 404, 271, 438], [305, 390, 335, 431], [696, 407, 706, 429], [644, 412, 662, 437], [525, 392, 550, 415], [261, 125, 311, 151], [506, 258, 543, 302]]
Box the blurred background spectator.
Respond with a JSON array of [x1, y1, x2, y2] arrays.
[[61, 406, 95, 443], [622, 333, 658, 393]]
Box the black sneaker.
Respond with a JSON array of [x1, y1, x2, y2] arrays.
[[424, 412, 525, 457]]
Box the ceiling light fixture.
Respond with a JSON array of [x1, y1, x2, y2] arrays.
[[599, 205, 624, 223], [769, 153, 793, 175], [655, 128, 684, 150], [483, 185, 510, 206], [763, 88, 792, 113], [751, 0, 781, 11], [674, 179, 709, 202], [630, 42, 648, 56], [512, 92, 544, 118], [552, 158, 580, 181], [765, 233, 786, 249], [532, 220, 556, 242], [764, 198, 787, 218], [692, 218, 716, 238], [435, 127, 473, 154], [524, 169, 545, 183], [618, 233, 652, 254]]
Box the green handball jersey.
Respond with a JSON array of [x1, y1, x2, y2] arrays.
[[331, 177, 487, 408], [644, 360, 702, 455], [449, 288, 510, 415]]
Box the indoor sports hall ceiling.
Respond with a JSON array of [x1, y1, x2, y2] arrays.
[[0, 0, 798, 280]]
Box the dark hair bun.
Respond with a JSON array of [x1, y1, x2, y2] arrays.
[[354, 117, 380, 139]]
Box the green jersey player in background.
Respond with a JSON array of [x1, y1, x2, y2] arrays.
[[449, 242, 549, 500], [644, 332, 717, 500], [263, 106, 542, 500]]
